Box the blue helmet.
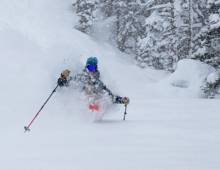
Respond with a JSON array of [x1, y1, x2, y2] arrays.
[[86, 57, 98, 66]]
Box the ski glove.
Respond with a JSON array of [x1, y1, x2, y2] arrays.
[[114, 96, 130, 105], [57, 77, 67, 87], [57, 69, 71, 87], [122, 97, 130, 105], [61, 69, 71, 79]]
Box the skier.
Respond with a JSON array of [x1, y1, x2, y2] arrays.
[[57, 57, 130, 109]]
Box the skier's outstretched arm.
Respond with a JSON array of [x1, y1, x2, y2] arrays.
[[101, 82, 130, 105]]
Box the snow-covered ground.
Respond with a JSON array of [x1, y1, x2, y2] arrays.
[[0, 0, 220, 170]]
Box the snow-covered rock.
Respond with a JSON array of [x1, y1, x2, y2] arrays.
[[168, 59, 215, 95]]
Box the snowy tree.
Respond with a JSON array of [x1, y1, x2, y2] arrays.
[[193, 0, 220, 68], [72, 0, 220, 71], [175, 0, 193, 59], [206, 0, 220, 68], [201, 71, 220, 98], [111, 0, 143, 53], [99, 0, 116, 17], [191, 0, 209, 55], [73, 0, 98, 33], [136, 0, 177, 70]]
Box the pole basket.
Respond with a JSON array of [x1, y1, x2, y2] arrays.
[[24, 126, 31, 132]]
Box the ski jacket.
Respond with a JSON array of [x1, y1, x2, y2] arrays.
[[74, 68, 113, 97]]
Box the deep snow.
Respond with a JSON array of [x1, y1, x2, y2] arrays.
[[0, 0, 220, 170]]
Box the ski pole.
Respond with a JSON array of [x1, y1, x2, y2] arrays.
[[123, 104, 127, 121], [24, 84, 59, 132]]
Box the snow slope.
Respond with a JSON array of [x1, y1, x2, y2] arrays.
[[0, 0, 220, 170]]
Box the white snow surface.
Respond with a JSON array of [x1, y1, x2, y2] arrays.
[[0, 0, 220, 170]]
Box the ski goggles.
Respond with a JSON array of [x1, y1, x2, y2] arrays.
[[86, 64, 97, 72]]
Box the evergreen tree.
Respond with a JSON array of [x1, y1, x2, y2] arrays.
[[99, 0, 116, 17], [201, 71, 220, 98], [136, 0, 177, 70], [73, 0, 98, 34], [114, 0, 142, 53], [188, 0, 209, 62], [193, 0, 220, 68], [72, 0, 220, 71], [206, 0, 220, 68], [175, 0, 192, 59]]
